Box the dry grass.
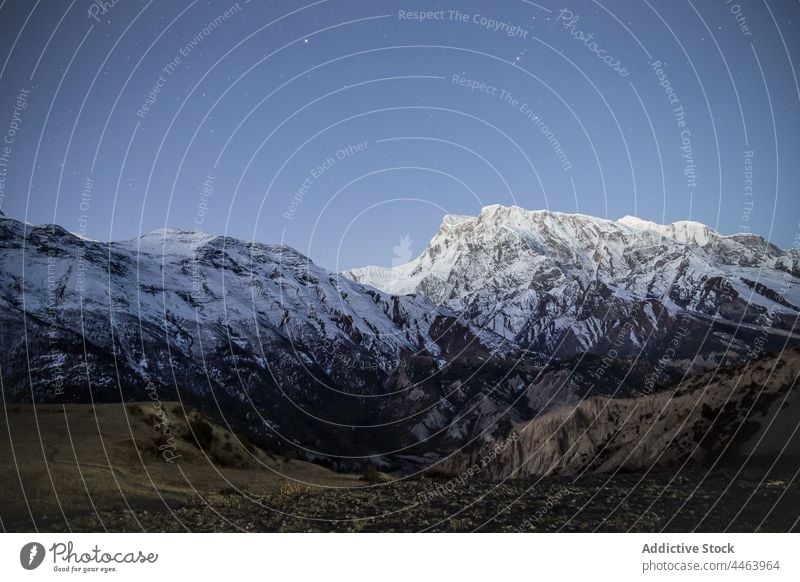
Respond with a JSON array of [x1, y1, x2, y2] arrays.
[[0, 402, 361, 529]]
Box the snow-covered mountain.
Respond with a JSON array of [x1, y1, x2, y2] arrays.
[[345, 205, 800, 362], [0, 214, 538, 466], [2, 206, 799, 473]]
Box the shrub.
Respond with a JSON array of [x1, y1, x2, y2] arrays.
[[363, 464, 381, 483], [188, 418, 214, 450]]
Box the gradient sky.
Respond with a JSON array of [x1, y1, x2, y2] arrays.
[[0, 0, 798, 271]]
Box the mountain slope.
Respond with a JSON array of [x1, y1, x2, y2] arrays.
[[0, 214, 538, 466], [441, 346, 800, 479]]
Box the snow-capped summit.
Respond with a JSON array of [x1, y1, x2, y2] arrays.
[[441, 213, 473, 227], [127, 227, 218, 255], [345, 205, 800, 359], [616, 215, 657, 231], [618, 215, 716, 246]]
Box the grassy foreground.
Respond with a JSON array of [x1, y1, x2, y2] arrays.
[[2, 403, 798, 532]]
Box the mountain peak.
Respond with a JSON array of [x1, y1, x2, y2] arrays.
[[140, 227, 208, 238], [124, 227, 219, 256], [617, 215, 657, 230], [345, 204, 798, 332], [479, 203, 523, 215], [618, 215, 719, 245], [441, 213, 473, 227]]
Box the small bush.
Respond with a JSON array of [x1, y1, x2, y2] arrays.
[[218, 487, 243, 497], [188, 418, 214, 450], [279, 481, 311, 496], [363, 464, 381, 483]]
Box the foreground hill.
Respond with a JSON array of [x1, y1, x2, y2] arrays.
[[0, 402, 362, 531], [441, 346, 800, 479]]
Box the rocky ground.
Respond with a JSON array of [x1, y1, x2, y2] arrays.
[[21, 464, 800, 533]]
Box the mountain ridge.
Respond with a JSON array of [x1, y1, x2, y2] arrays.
[[0, 211, 538, 468], [346, 204, 798, 281], [1, 206, 798, 472], [344, 204, 800, 364]]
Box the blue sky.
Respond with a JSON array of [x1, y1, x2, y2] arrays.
[[0, 0, 798, 271]]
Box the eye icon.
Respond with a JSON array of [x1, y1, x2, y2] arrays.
[[20, 542, 46, 570]]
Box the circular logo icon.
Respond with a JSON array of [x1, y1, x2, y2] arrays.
[[20, 542, 45, 570]]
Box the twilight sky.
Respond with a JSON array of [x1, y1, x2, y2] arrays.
[[0, 0, 798, 271]]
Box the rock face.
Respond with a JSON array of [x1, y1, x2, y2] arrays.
[[345, 205, 800, 362], [441, 347, 800, 479], [2, 205, 799, 474]]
